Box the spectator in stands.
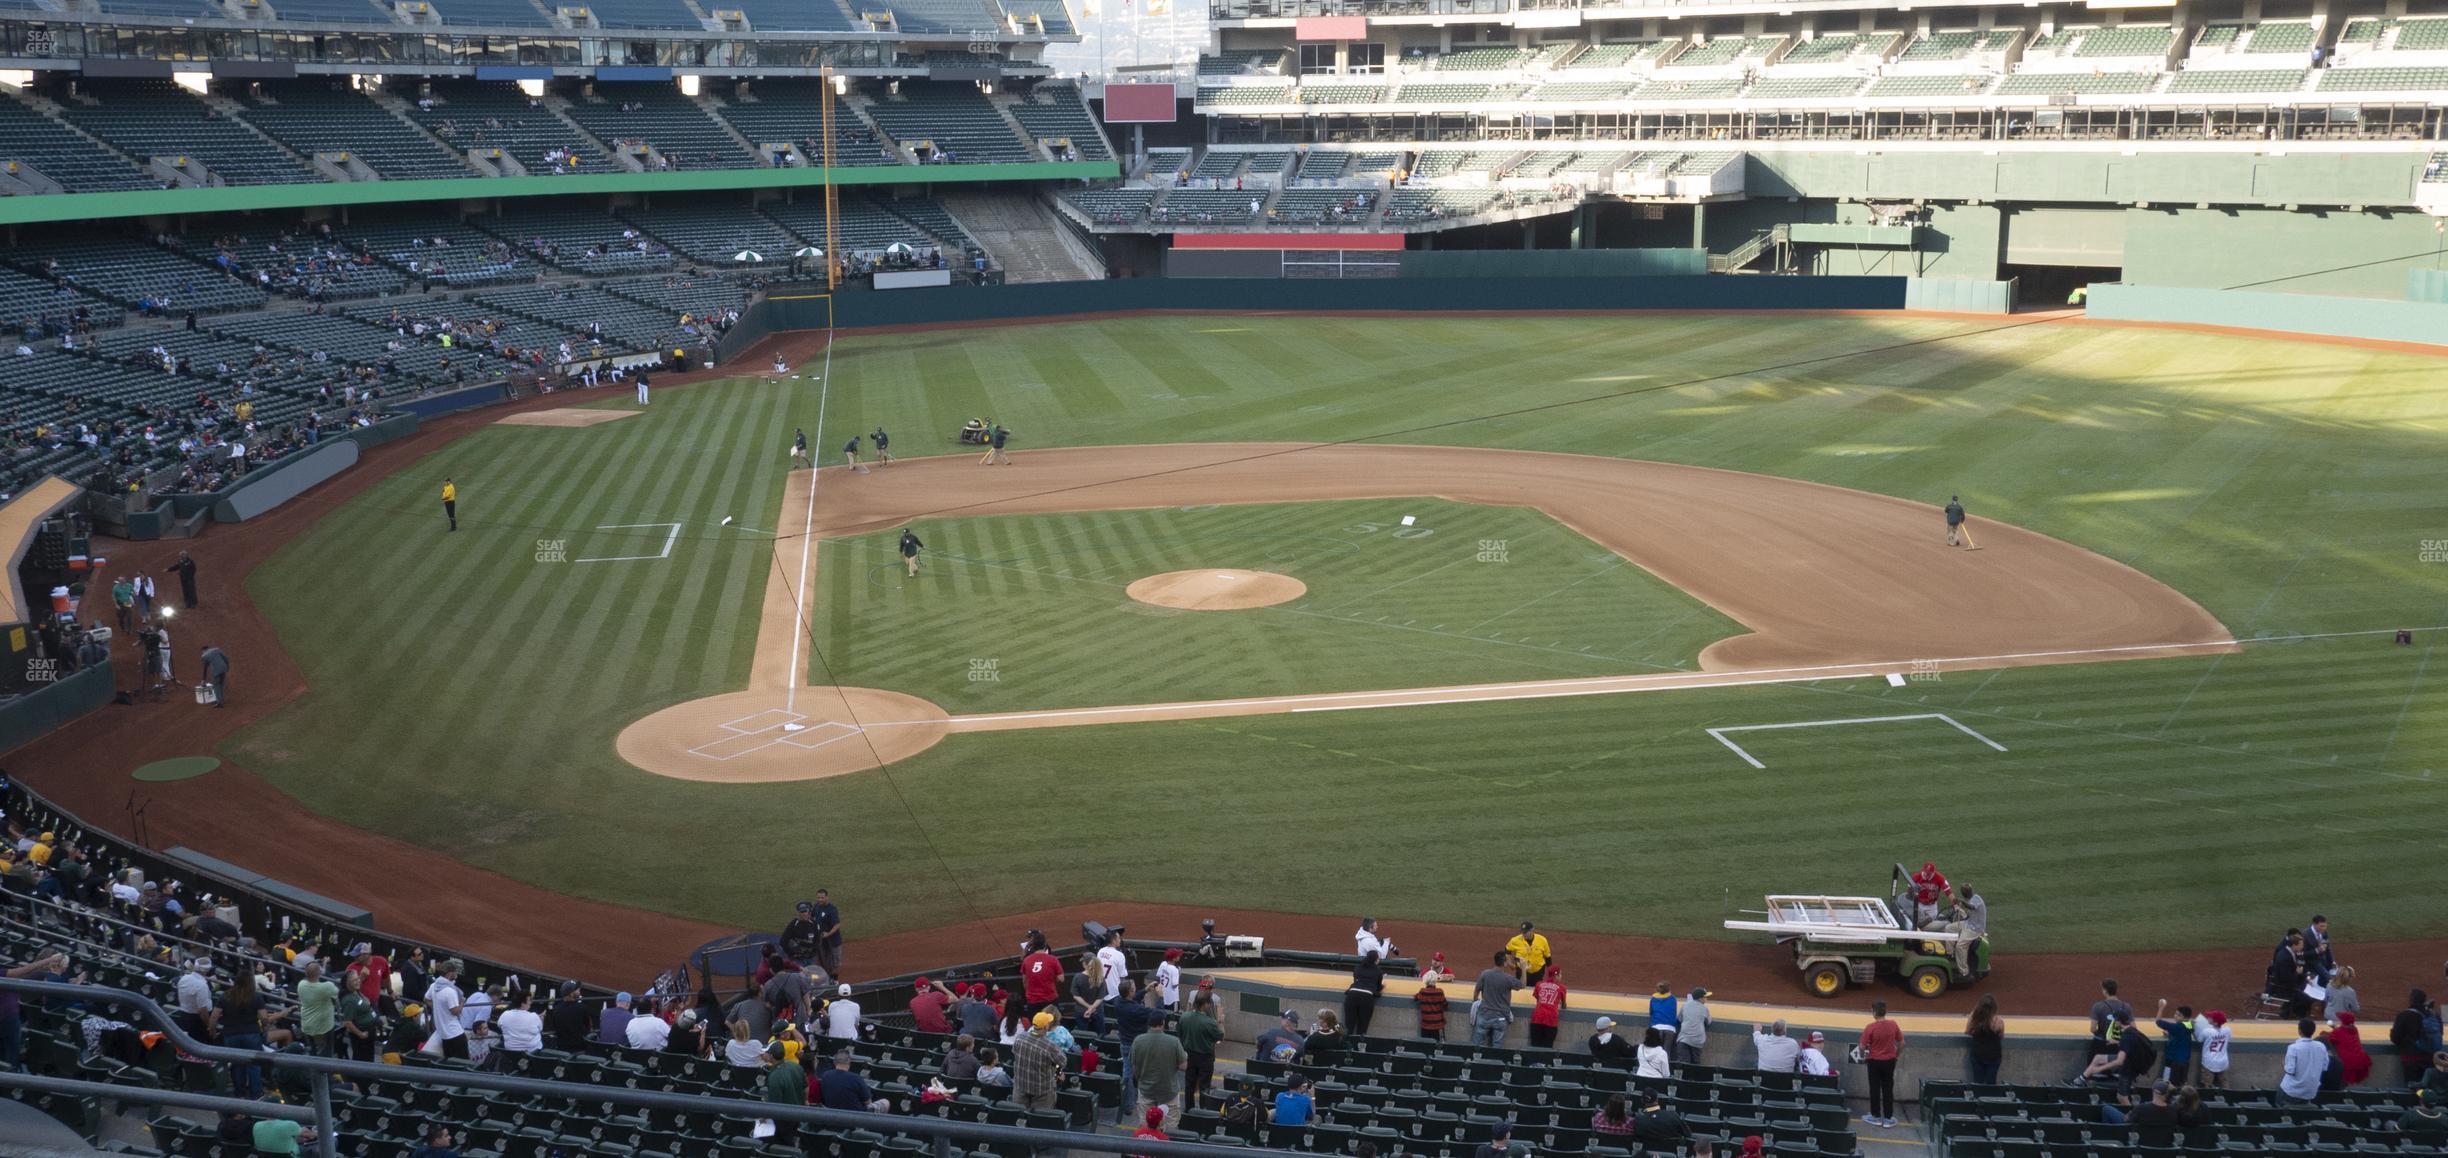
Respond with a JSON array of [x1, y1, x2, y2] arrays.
[[599, 991, 636, 1047], [214, 971, 269, 1099], [544, 982, 591, 1052], [958, 985, 998, 1041], [1676, 986, 1712, 1065], [2406, 1090, 2448, 1149], [1528, 969, 1567, 1048], [764, 959, 813, 1022], [1162, 987, 1214, 1101], [2280, 1018, 2327, 1103], [2331, 1011, 2372, 1085], [2090, 980, 2132, 1039], [2082, 1010, 2153, 1102], [1132, 1014, 1187, 1120], [2148, 999, 2196, 1085], [1634, 1089, 1691, 1148], [730, 986, 775, 1043], [942, 1034, 980, 1081], [1472, 950, 1518, 1047], [1506, 922, 1553, 985], [909, 977, 956, 1034], [1271, 1076, 1315, 1126], [1751, 1021, 1799, 1073], [1070, 956, 1106, 1034], [1645, 982, 1678, 1034], [816, 1047, 885, 1112], [1860, 1001, 1904, 1126], [1416, 966, 1450, 1043], [1345, 951, 1384, 1037], [2393, 992, 2438, 1087], [294, 961, 338, 1056], [1638, 1028, 1672, 1085], [426, 959, 470, 1061], [496, 989, 542, 1058], [2195, 1010, 2232, 1088], [1965, 994, 2005, 1084], [175, 955, 214, 1036], [1591, 1093, 1637, 1137], [625, 1002, 670, 1051], [0, 951, 65, 1070], [1477, 1120, 1518, 1158], [250, 1117, 316, 1155], [2121, 1080, 2181, 1144], [823, 984, 863, 1041], [1011, 1012, 1064, 1112], [407, 1124, 457, 1158], [336, 972, 380, 1063], [1302, 1009, 1345, 1066], [1253, 1009, 1303, 1063], [1587, 1016, 1632, 1061]]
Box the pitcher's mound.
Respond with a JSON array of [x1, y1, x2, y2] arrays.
[[1127, 569, 1306, 611]]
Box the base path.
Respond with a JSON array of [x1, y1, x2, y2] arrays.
[[495, 408, 643, 428], [621, 443, 2234, 782]]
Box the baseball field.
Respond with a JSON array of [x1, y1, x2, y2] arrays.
[[213, 311, 2445, 970]]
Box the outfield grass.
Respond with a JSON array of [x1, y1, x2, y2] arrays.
[[810, 499, 1736, 708], [233, 314, 2448, 952]]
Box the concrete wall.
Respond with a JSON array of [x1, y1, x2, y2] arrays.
[[2087, 284, 2448, 348], [1746, 151, 2432, 210], [2121, 207, 2448, 298]]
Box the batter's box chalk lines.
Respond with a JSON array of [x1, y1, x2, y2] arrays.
[[689, 711, 865, 761], [1705, 713, 2008, 771], [575, 522, 683, 563]]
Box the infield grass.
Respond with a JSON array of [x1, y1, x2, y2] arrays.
[[232, 313, 2448, 953]]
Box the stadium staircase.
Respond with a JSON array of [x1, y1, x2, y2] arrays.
[[937, 189, 1102, 282], [542, 93, 647, 171], [1708, 224, 1788, 273]]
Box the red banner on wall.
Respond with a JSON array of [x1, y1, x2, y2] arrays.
[[1102, 83, 1178, 124], [1172, 232, 1405, 250], [1294, 14, 1365, 39]]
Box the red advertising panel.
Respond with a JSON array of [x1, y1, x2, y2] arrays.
[[1294, 14, 1365, 39], [1101, 82, 1179, 124], [1172, 232, 1405, 250]]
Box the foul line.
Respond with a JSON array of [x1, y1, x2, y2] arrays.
[[1706, 712, 2008, 770], [814, 623, 2437, 735], [574, 522, 682, 563], [785, 338, 836, 716]]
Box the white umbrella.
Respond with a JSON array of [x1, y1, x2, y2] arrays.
[[733, 250, 764, 262], [794, 245, 824, 257], [884, 242, 913, 255]]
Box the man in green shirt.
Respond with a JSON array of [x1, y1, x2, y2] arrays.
[[111, 577, 134, 631], [1129, 1015, 1188, 1120], [295, 961, 339, 1055], [250, 1118, 317, 1155], [1177, 992, 1223, 1108], [764, 1042, 808, 1145]]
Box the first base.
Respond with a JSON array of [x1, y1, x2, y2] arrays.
[[1400, 515, 1417, 526]]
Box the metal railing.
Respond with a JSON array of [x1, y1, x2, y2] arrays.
[[0, 978, 1305, 1158]]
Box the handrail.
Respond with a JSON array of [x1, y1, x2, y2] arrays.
[[0, 979, 1307, 1158]]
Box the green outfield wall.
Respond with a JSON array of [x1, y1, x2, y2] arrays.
[[2086, 283, 2448, 348], [0, 160, 1118, 226], [797, 274, 1906, 330]]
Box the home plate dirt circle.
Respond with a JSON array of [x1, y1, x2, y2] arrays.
[[617, 686, 951, 782], [1126, 569, 1307, 611]]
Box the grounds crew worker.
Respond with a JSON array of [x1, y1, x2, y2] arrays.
[[442, 477, 457, 532], [843, 437, 868, 474], [871, 427, 892, 467], [900, 528, 923, 578], [790, 428, 809, 465], [979, 423, 1011, 466], [1945, 495, 1977, 550]]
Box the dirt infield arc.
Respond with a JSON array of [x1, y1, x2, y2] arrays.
[[616, 442, 2236, 783]]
